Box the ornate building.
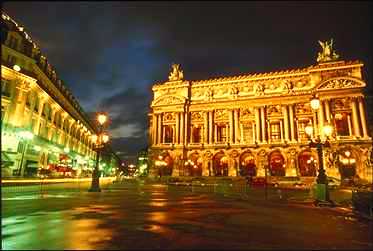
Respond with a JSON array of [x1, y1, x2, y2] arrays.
[[148, 40, 372, 183], [1, 12, 98, 177]]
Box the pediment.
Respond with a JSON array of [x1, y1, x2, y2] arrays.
[[316, 77, 365, 91], [152, 95, 185, 106]]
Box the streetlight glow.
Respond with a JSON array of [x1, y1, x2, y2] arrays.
[[102, 133, 109, 143], [310, 96, 320, 110], [323, 124, 333, 137], [13, 64, 21, 72], [305, 123, 313, 137], [97, 113, 107, 125]]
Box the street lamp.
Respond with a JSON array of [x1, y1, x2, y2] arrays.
[[305, 95, 334, 204], [89, 113, 109, 192], [185, 159, 194, 176], [17, 130, 34, 177]]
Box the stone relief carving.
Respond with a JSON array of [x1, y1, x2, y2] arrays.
[[163, 112, 175, 122], [240, 108, 254, 119], [318, 78, 361, 90], [205, 88, 214, 100], [282, 80, 294, 94], [295, 102, 312, 114], [229, 86, 239, 98], [254, 82, 265, 96], [168, 64, 184, 81], [267, 105, 282, 116], [191, 111, 203, 122], [153, 96, 184, 106], [215, 109, 228, 120]]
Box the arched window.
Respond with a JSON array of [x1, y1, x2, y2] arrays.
[[298, 151, 317, 177], [268, 151, 285, 176], [239, 151, 256, 176]]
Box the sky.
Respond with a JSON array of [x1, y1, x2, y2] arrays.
[[3, 1, 373, 162]]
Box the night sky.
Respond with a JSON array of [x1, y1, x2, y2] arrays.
[[3, 1, 373, 163]]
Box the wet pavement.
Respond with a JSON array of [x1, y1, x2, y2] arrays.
[[2, 180, 373, 250]]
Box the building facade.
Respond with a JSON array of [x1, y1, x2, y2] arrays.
[[148, 41, 372, 183], [1, 12, 98, 177]]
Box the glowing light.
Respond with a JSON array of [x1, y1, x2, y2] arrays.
[[305, 123, 313, 136], [64, 147, 70, 153], [13, 64, 21, 72], [345, 151, 351, 157], [91, 134, 98, 143], [34, 145, 41, 151], [97, 114, 107, 125], [323, 124, 333, 137], [102, 134, 109, 143], [310, 96, 320, 110]]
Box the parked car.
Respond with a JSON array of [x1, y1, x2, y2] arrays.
[[327, 177, 341, 189], [271, 177, 306, 189]]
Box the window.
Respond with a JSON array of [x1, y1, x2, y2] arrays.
[[192, 126, 202, 143], [270, 122, 281, 141], [334, 112, 349, 136], [164, 125, 173, 143], [298, 120, 310, 140], [242, 123, 253, 143], [1, 79, 12, 97], [34, 96, 39, 112], [26, 92, 32, 107], [217, 124, 227, 142]]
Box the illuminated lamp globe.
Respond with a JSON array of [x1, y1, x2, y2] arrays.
[[102, 134, 109, 143], [97, 114, 107, 125], [345, 151, 351, 158], [305, 123, 314, 137], [13, 64, 21, 72], [310, 96, 320, 110], [323, 124, 333, 137]]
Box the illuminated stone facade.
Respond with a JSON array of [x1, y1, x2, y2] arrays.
[[1, 12, 97, 177], [149, 46, 372, 183]]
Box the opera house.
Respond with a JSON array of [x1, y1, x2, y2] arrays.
[[148, 40, 372, 183]]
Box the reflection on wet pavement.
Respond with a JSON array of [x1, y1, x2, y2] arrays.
[[2, 181, 373, 250]]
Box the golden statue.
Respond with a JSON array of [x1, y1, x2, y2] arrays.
[[317, 39, 340, 63], [168, 64, 184, 81]]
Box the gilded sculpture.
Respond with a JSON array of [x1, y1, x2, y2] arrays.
[[317, 39, 340, 63], [168, 64, 184, 81]]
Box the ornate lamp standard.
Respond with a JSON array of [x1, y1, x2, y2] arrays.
[[305, 95, 334, 204], [89, 113, 109, 192], [185, 159, 194, 176], [16, 130, 34, 177]]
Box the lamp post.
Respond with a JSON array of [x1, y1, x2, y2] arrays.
[[185, 159, 194, 176], [305, 95, 334, 204], [89, 112, 109, 192], [17, 130, 34, 177]]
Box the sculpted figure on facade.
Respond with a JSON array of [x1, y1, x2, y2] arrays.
[[229, 85, 239, 99], [205, 87, 214, 100], [168, 64, 184, 81], [282, 80, 294, 94], [317, 39, 340, 63], [254, 82, 265, 96]]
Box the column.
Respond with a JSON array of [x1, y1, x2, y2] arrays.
[[358, 97, 369, 138], [158, 113, 162, 144], [255, 107, 261, 142], [11, 85, 29, 127], [152, 114, 157, 145], [325, 99, 331, 123], [260, 107, 266, 143], [209, 111, 213, 144], [226, 124, 229, 143], [176, 112, 180, 144], [280, 120, 284, 143], [240, 123, 244, 143], [289, 104, 295, 142], [347, 114, 353, 136], [35, 97, 46, 136], [184, 112, 189, 144], [234, 109, 240, 143], [351, 98, 361, 138], [180, 112, 184, 145], [251, 122, 255, 144], [282, 106, 289, 141], [267, 119, 271, 144], [204, 111, 209, 144], [214, 124, 218, 143], [229, 110, 234, 144], [172, 125, 176, 144]]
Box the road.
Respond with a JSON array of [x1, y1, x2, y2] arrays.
[[2, 179, 372, 250]]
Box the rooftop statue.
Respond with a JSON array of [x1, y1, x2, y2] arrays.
[[168, 64, 184, 81], [317, 39, 340, 63]]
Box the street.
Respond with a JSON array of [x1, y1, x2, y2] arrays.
[[2, 179, 373, 250]]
